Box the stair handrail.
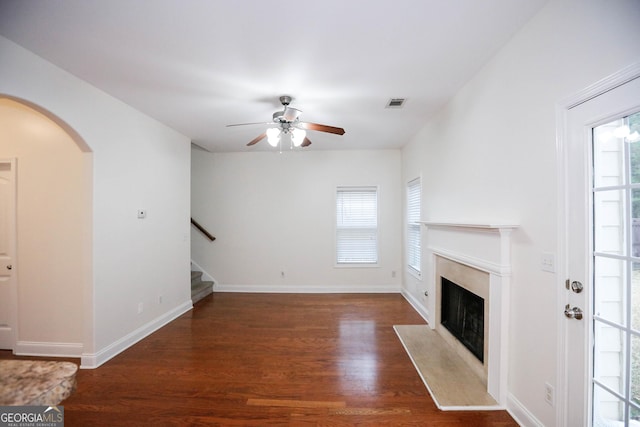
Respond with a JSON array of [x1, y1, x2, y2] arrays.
[[191, 218, 216, 241]]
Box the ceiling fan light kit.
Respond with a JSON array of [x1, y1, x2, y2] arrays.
[[227, 95, 345, 149]]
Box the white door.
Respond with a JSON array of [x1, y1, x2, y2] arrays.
[[565, 75, 640, 427], [0, 158, 17, 350]]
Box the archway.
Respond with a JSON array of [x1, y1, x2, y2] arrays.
[[0, 96, 92, 357]]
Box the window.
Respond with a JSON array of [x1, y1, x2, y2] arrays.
[[336, 186, 378, 264], [407, 178, 421, 275]]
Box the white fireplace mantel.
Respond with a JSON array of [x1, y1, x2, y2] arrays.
[[418, 221, 519, 231], [422, 220, 518, 407], [419, 221, 518, 276]]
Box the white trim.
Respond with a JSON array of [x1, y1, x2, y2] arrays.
[[80, 300, 192, 369], [507, 392, 545, 427], [555, 61, 640, 427], [400, 289, 429, 323], [407, 265, 421, 280], [14, 341, 83, 358], [0, 158, 18, 351], [429, 247, 511, 276], [214, 283, 400, 293], [419, 221, 518, 231]]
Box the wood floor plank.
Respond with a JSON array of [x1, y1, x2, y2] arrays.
[[1, 293, 519, 426]]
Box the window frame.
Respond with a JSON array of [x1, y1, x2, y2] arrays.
[[407, 177, 422, 278], [335, 185, 379, 267]]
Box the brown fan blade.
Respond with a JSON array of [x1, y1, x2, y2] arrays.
[[300, 137, 312, 147], [227, 122, 272, 127], [300, 122, 345, 135], [246, 133, 266, 146]]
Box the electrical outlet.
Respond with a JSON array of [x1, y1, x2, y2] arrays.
[[391, 270, 396, 278], [544, 382, 555, 406], [158, 295, 163, 304], [137, 302, 144, 314]]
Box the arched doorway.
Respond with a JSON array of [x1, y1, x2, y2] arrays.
[[0, 96, 92, 356]]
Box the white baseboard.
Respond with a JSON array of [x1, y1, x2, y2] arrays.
[[507, 393, 544, 427], [214, 283, 401, 293], [80, 300, 192, 369], [401, 289, 430, 324], [14, 341, 83, 358]]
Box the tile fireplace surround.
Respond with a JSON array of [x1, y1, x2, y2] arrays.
[[420, 222, 518, 406]]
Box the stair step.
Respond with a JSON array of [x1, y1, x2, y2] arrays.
[[191, 270, 213, 304], [191, 280, 213, 291], [191, 270, 203, 286], [191, 281, 213, 304]]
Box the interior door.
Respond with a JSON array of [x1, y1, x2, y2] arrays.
[[0, 158, 17, 350], [566, 76, 640, 427]]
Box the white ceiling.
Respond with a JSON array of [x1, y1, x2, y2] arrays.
[[0, 0, 547, 152]]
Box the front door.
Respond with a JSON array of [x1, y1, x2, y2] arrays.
[[565, 75, 640, 426], [0, 158, 17, 350]]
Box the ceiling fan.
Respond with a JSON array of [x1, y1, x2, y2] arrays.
[[226, 95, 345, 148]]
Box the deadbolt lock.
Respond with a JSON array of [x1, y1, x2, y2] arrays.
[[570, 281, 583, 293]]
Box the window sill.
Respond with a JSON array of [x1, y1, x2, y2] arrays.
[[407, 267, 422, 280], [334, 263, 379, 268]]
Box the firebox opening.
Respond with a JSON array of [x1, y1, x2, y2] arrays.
[[440, 277, 485, 363]]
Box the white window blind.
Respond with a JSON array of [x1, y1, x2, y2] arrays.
[[336, 187, 378, 264], [407, 178, 421, 274]]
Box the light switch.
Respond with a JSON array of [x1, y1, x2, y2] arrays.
[[137, 209, 147, 219], [541, 252, 555, 273]]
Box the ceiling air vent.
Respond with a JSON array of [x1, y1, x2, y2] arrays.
[[386, 98, 406, 108]]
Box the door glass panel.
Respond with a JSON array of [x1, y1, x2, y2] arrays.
[[594, 257, 626, 325], [594, 190, 626, 255], [633, 190, 640, 257], [594, 121, 624, 188], [632, 334, 640, 409], [592, 111, 640, 427], [629, 111, 640, 184], [634, 262, 640, 331], [594, 319, 626, 396], [594, 384, 625, 424]]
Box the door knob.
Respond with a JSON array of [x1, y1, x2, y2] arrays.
[[6, 265, 11, 270], [564, 304, 583, 320]]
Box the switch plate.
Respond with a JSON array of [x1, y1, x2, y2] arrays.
[[541, 252, 555, 273], [544, 382, 555, 406]]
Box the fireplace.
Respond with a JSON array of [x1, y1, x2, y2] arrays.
[[441, 277, 484, 363], [422, 221, 517, 405], [435, 255, 490, 383]]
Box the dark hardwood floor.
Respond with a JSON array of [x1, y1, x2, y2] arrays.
[[2, 293, 518, 426]]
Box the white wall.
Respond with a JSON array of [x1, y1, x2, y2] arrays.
[[401, 0, 640, 425], [0, 36, 192, 367], [0, 98, 89, 355], [191, 149, 402, 292]]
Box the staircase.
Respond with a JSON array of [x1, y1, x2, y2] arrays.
[[191, 270, 214, 304]]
